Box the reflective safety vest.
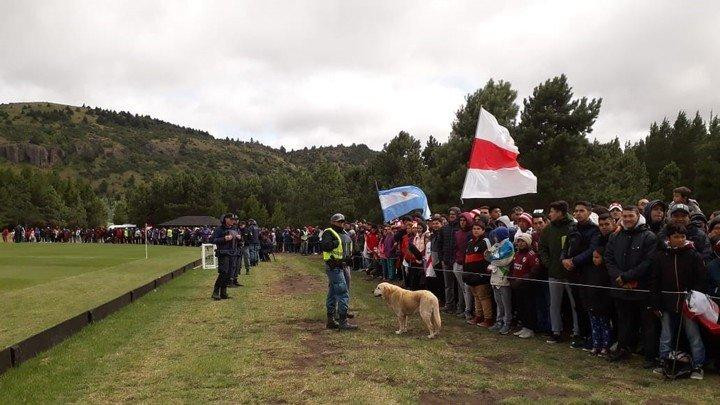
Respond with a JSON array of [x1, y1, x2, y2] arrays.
[[322, 227, 344, 262]]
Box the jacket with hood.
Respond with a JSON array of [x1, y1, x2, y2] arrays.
[[604, 215, 657, 300], [643, 200, 667, 235], [453, 212, 474, 264], [538, 213, 573, 280], [561, 219, 600, 282], [486, 227, 515, 287], [657, 222, 712, 264], [650, 240, 706, 313], [463, 234, 491, 286]]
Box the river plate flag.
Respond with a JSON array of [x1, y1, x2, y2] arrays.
[[377, 185, 432, 223], [460, 107, 537, 199]]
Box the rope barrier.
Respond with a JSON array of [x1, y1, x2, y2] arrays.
[[348, 254, 720, 300]]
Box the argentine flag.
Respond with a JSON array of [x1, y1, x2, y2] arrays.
[[377, 185, 432, 223]]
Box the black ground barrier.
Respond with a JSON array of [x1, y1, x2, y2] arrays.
[[0, 347, 12, 375], [1, 258, 202, 375]]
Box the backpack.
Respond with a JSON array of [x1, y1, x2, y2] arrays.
[[662, 351, 693, 380]]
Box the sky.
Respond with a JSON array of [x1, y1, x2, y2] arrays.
[[1, 0, 718, 151]]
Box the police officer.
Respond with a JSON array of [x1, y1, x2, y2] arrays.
[[211, 213, 241, 300], [321, 213, 357, 330], [228, 214, 243, 288]]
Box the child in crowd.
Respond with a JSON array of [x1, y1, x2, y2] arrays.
[[486, 227, 515, 334], [510, 232, 538, 338], [650, 223, 707, 380], [464, 221, 493, 327], [587, 247, 612, 356]]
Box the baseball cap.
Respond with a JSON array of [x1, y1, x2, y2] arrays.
[[608, 203, 623, 212], [669, 204, 690, 216], [330, 213, 346, 222]]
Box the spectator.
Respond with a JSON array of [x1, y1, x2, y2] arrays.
[[587, 247, 612, 356], [644, 200, 668, 235], [486, 226, 515, 334], [605, 205, 657, 364], [463, 220, 492, 327], [438, 207, 462, 315], [659, 204, 712, 263], [650, 223, 707, 379], [511, 231, 538, 338], [539, 201, 577, 344], [562, 200, 600, 349], [454, 212, 475, 320]]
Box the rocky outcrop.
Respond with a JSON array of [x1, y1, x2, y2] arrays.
[[0, 142, 65, 167]]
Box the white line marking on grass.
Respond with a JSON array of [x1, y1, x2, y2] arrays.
[[0, 257, 149, 298]]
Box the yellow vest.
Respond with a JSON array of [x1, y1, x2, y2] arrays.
[[322, 228, 343, 261]]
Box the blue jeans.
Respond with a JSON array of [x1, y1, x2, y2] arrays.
[[660, 311, 705, 368], [326, 267, 349, 318], [382, 258, 396, 280], [241, 246, 251, 271], [250, 243, 260, 264]]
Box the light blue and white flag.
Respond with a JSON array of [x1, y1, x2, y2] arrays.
[[377, 185, 431, 223]]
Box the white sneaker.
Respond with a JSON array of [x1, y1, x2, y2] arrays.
[[690, 368, 704, 380], [518, 328, 534, 339], [513, 329, 523, 336]]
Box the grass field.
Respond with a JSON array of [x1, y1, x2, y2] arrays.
[[0, 243, 199, 348], [0, 253, 717, 403]]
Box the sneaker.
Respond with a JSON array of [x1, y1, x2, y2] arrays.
[[466, 317, 478, 325], [499, 325, 511, 335], [513, 329, 523, 336], [652, 367, 664, 375], [489, 322, 503, 332], [599, 348, 609, 357], [518, 328, 535, 339], [642, 359, 658, 369], [570, 335, 585, 349], [454, 311, 465, 318], [607, 348, 630, 363], [478, 319, 494, 328], [546, 333, 562, 344], [690, 368, 704, 380], [590, 348, 600, 356]]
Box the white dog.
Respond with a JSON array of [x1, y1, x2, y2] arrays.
[[373, 282, 441, 338]]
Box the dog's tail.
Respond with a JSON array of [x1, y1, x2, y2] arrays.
[[431, 299, 442, 334]]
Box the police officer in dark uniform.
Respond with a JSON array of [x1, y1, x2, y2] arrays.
[[228, 215, 244, 288], [211, 213, 241, 300]]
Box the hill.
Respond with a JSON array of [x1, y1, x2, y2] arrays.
[[0, 102, 378, 194]]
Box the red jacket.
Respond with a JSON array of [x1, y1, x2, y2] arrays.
[[366, 232, 379, 253], [512, 249, 538, 279]]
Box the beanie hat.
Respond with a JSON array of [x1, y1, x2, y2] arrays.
[[517, 212, 533, 227], [514, 232, 532, 247], [449, 207, 461, 215], [492, 226, 509, 243], [497, 215, 513, 228]]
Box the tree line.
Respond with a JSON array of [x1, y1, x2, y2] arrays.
[[4, 74, 719, 228]]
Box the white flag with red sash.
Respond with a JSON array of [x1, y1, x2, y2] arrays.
[[461, 107, 537, 199]]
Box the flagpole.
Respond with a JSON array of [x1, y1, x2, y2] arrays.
[[375, 180, 384, 223]]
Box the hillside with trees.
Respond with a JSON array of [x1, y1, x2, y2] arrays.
[[2, 73, 719, 228]]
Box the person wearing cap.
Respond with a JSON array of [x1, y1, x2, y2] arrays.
[[516, 212, 533, 233], [228, 214, 244, 288], [671, 186, 702, 216], [247, 219, 261, 268], [608, 202, 623, 224], [438, 207, 462, 314], [321, 213, 357, 330], [539, 200, 576, 344], [658, 203, 712, 264], [210, 213, 241, 300]]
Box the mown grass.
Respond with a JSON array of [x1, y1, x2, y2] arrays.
[[0, 254, 716, 403], [0, 243, 199, 347]]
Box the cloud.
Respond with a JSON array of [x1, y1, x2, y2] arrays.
[[1, 0, 718, 150]]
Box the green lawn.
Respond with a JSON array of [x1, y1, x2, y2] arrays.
[[0, 253, 716, 403], [0, 243, 199, 348]]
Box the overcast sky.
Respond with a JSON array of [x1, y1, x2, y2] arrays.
[[1, 1, 718, 150]]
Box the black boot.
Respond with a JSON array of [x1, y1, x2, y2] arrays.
[[326, 314, 339, 329], [211, 276, 223, 300], [337, 315, 357, 330], [220, 285, 230, 299], [232, 278, 242, 286]]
